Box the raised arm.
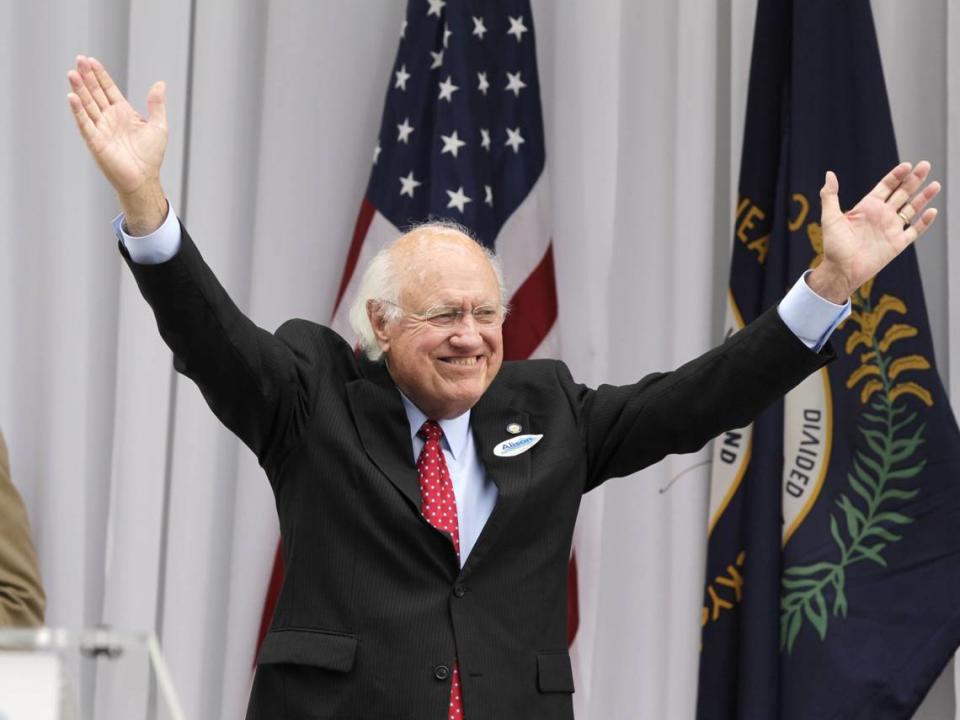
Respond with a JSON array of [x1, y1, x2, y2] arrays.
[[577, 162, 942, 490], [65, 56, 324, 472], [67, 55, 168, 235]]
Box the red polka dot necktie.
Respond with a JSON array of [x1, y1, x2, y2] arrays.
[[417, 420, 464, 720]]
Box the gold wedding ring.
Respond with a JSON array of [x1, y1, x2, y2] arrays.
[[897, 209, 910, 225]]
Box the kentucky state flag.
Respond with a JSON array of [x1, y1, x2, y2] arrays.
[[697, 1, 960, 718]]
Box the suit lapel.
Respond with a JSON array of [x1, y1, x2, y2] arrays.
[[460, 381, 531, 581], [346, 361, 533, 578], [345, 359, 421, 512]]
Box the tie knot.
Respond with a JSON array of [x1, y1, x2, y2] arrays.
[[418, 420, 443, 443]]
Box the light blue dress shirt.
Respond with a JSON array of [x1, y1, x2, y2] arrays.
[[114, 206, 851, 564], [399, 395, 497, 566]]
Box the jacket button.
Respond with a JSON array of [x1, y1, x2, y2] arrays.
[[453, 584, 466, 598], [434, 664, 450, 681]]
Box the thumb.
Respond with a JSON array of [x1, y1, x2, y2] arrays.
[[146, 81, 167, 128], [820, 170, 842, 224]]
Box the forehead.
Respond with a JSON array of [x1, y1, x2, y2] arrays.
[[392, 233, 500, 307]]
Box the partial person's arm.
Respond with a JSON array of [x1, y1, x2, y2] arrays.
[[0, 433, 45, 626], [574, 161, 941, 490], [67, 56, 329, 469]]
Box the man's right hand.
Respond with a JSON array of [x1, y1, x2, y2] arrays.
[[67, 55, 169, 235]]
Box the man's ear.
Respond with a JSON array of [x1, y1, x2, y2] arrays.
[[367, 300, 391, 353]]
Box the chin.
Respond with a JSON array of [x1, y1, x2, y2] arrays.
[[448, 385, 485, 405], [434, 383, 486, 416]]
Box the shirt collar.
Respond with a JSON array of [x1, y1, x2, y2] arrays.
[[399, 392, 472, 461]]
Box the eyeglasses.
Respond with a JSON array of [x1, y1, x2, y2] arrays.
[[379, 301, 505, 328]]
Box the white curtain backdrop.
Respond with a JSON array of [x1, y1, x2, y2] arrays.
[[1, 1, 956, 718]]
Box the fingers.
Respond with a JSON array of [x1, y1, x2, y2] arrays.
[[820, 170, 842, 224], [67, 68, 102, 123], [897, 180, 941, 224], [66, 92, 99, 145], [866, 162, 912, 201], [903, 207, 938, 246], [76, 55, 111, 113], [885, 160, 930, 210], [89, 57, 125, 105], [69, 54, 167, 130], [146, 81, 168, 128]]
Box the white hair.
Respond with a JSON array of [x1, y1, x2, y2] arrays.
[[348, 220, 507, 361]]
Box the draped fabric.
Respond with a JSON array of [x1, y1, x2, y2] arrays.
[[0, 1, 955, 718]]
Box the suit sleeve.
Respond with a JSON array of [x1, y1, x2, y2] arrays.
[[561, 307, 835, 492], [122, 224, 331, 470], [0, 432, 45, 627]]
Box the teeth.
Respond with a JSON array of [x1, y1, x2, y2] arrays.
[[445, 357, 478, 366]]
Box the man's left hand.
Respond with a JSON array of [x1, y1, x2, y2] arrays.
[[808, 161, 941, 303]]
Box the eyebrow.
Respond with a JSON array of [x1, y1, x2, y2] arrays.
[[421, 302, 499, 312]]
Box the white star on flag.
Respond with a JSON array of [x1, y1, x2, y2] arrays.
[[397, 117, 415, 143], [505, 127, 525, 153], [480, 128, 491, 151], [400, 19, 408, 38], [440, 131, 466, 157], [505, 71, 527, 97], [438, 75, 459, 102], [443, 23, 452, 48], [484, 185, 493, 206], [477, 72, 490, 95], [394, 65, 410, 90], [472, 16, 487, 39], [373, 144, 381, 164], [445, 186, 471, 213], [430, 49, 444, 69], [399, 171, 422, 198], [427, 0, 445, 18], [507, 16, 528, 42]]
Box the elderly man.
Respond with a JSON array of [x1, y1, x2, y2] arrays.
[[0, 431, 45, 627], [67, 56, 939, 719]]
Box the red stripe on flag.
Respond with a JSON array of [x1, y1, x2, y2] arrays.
[[501, 242, 559, 361], [332, 198, 376, 316], [567, 551, 580, 645]]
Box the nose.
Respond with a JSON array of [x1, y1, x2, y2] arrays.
[[448, 314, 483, 346]]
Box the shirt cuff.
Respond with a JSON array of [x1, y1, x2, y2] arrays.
[[111, 203, 182, 264], [777, 270, 852, 352]]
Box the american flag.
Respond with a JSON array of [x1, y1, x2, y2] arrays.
[[332, 0, 558, 357], [256, 0, 570, 659]]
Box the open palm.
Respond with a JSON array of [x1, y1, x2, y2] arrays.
[[819, 162, 940, 296], [67, 56, 167, 196]]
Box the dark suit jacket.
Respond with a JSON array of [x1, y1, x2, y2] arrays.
[[124, 226, 832, 720]]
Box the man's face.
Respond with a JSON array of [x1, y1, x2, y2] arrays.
[[370, 236, 504, 420]]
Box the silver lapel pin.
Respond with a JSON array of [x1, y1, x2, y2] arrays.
[[506, 422, 522, 435]]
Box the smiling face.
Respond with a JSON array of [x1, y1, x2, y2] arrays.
[[368, 229, 504, 420]]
